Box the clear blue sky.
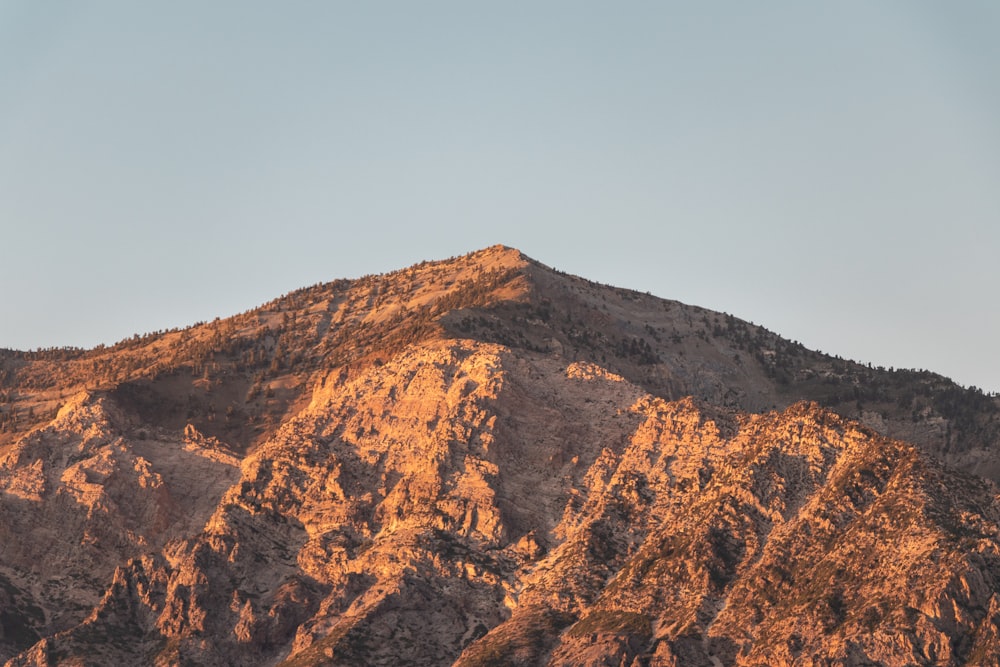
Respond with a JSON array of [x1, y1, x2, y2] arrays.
[[2, 2, 999, 392]]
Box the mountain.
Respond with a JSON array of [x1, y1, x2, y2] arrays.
[[1, 245, 999, 666]]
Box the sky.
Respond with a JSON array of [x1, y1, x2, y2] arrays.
[[1, 2, 998, 393]]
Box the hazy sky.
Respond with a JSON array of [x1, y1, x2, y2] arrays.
[[2, 2, 999, 392]]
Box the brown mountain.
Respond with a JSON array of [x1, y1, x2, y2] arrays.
[[1, 245, 999, 666]]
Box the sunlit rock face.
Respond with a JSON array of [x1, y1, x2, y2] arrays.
[[1, 246, 999, 666]]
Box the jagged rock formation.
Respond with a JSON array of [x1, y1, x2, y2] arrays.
[[0, 246, 999, 666]]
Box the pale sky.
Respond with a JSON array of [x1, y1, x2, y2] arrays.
[[2, 2, 999, 392]]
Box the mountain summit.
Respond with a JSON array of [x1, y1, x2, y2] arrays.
[[1, 246, 999, 666]]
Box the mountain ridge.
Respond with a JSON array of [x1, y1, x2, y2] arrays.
[[1, 246, 999, 666], [3, 245, 997, 475]]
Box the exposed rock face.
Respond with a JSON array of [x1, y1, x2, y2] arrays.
[[0, 246, 999, 666]]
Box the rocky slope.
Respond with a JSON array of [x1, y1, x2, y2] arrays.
[[0, 245, 998, 666]]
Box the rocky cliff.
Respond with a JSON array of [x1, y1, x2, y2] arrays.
[[0, 246, 998, 666]]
